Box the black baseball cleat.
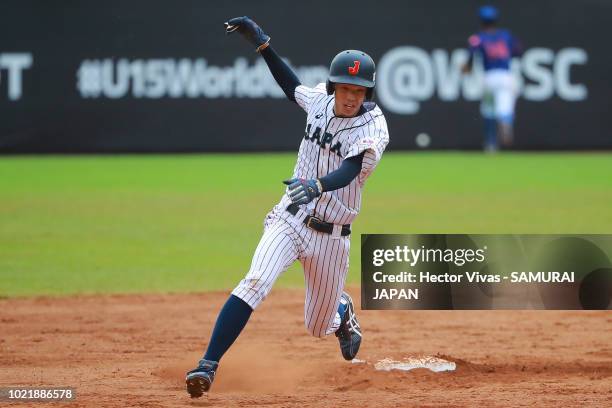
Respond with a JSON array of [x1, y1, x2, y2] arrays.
[[335, 292, 362, 360], [185, 359, 219, 398]]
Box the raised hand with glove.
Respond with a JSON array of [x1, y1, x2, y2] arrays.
[[224, 16, 271, 52]]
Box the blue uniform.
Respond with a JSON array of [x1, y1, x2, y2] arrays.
[[468, 29, 521, 71], [467, 28, 522, 151]]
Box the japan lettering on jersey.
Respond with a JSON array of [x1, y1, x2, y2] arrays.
[[468, 29, 521, 71], [279, 83, 389, 225]]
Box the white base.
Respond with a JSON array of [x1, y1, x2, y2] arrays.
[[373, 356, 456, 373]]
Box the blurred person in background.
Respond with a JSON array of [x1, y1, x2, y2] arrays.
[[462, 5, 523, 152]]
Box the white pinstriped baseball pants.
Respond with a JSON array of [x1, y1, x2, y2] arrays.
[[232, 206, 350, 338]]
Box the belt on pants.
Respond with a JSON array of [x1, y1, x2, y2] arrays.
[[286, 204, 351, 236]]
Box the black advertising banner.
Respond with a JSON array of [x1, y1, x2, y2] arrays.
[[1, 0, 611, 152], [361, 234, 612, 310]]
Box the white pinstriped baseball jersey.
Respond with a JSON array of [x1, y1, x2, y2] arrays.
[[232, 82, 389, 338], [281, 83, 389, 225]]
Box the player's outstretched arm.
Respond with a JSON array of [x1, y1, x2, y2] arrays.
[[225, 16, 301, 102], [462, 34, 480, 74]]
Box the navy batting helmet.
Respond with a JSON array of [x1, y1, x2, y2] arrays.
[[479, 5, 499, 24], [326, 50, 375, 100]]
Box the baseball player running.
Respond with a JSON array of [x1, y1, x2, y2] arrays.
[[462, 5, 523, 152], [185, 16, 389, 398]]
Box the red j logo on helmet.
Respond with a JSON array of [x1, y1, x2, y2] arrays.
[[348, 60, 360, 75]]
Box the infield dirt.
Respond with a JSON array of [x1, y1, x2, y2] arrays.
[[1, 288, 611, 407]]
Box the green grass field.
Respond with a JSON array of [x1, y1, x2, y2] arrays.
[[1, 152, 611, 297]]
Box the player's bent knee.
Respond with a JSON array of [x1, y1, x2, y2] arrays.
[[232, 277, 270, 310]]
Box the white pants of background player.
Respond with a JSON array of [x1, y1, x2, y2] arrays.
[[480, 69, 518, 124], [232, 205, 349, 338]]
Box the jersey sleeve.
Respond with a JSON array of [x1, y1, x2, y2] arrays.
[[345, 113, 390, 184], [294, 82, 327, 113]]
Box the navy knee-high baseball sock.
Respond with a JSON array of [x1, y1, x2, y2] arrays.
[[203, 294, 253, 363], [484, 118, 497, 149]]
